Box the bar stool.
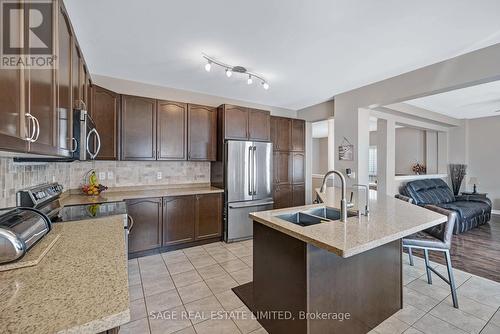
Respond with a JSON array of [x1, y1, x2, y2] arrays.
[[402, 204, 459, 308]]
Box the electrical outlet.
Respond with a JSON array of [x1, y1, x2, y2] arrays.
[[107, 171, 114, 179], [157, 172, 162, 180], [99, 172, 106, 181]]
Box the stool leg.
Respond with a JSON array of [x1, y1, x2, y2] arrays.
[[424, 249, 432, 284], [408, 247, 414, 266], [445, 250, 459, 308]]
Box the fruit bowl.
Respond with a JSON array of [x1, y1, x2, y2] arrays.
[[81, 169, 108, 196]]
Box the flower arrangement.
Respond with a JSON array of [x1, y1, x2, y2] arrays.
[[412, 162, 426, 175]]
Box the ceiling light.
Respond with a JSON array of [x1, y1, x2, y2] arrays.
[[204, 61, 211, 72], [202, 53, 269, 89]]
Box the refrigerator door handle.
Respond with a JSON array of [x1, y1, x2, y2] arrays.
[[248, 146, 253, 196], [229, 201, 275, 209], [252, 146, 257, 195]]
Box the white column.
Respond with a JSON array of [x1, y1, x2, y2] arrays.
[[327, 118, 335, 171], [377, 118, 396, 195], [437, 131, 449, 174], [426, 130, 438, 174]]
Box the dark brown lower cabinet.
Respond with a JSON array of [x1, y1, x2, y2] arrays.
[[273, 184, 292, 209], [292, 184, 305, 206], [163, 195, 196, 246], [126, 197, 162, 253], [195, 193, 222, 240]]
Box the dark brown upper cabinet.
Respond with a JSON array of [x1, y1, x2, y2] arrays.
[[163, 195, 196, 246], [89, 85, 120, 160], [195, 193, 222, 240], [271, 116, 291, 151], [291, 119, 305, 152], [220, 104, 271, 141], [121, 95, 157, 160], [188, 104, 217, 161], [126, 197, 162, 253], [157, 101, 187, 160]]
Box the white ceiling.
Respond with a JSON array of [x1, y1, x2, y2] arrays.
[[405, 80, 500, 119], [64, 0, 500, 111]]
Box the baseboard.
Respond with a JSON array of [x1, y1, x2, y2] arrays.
[[492, 210, 500, 215]]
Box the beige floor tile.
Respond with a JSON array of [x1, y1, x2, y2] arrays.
[[403, 287, 441, 312], [162, 251, 189, 265], [145, 289, 183, 313], [215, 290, 245, 311], [441, 294, 496, 322], [413, 314, 467, 334], [490, 309, 500, 327], [230, 268, 253, 285], [166, 260, 195, 275], [232, 306, 261, 333], [196, 264, 228, 280], [139, 261, 169, 276], [129, 283, 144, 301], [171, 327, 196, 334], [142, 275, 176, 297], [138, 255, 165, 268], [188, 255, 217, 269], [430, 301, 487, 333], [431, 264, 472, 287], [128, 258, 139, 270], [240, 256, 253, 267], [171, 270, 203, 288], [119, 317, 150, 334], [129, 270, 142, 286], [130, 298, 147, 322], [211, 251, 238, 263], [219, 259, 249, 273], [407, 279, 451, 301], [403, 328, 424, 334], [194, 318, 242, 334], [183, 246, 210, 258], [205, 273, 239, 294], [403, 271, 422, 286], [373, 316, 410, 334], [177, 281, 214, 304], [481, 322, 500, 334], [458, 277, 500, 308], [249, 328, 268, 334], [394, 304, 426, 326], [184, 295, 225, 324], [149, 305, 191, 334], [232, 247, 252, 258]]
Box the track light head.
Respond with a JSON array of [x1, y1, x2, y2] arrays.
[[225, 69, 232, 78], [204, 61, 211, 72], [247, 75, 253, 85], [262, 81, 269, 90]]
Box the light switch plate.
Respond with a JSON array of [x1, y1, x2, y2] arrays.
[[99, 172, 106, 181], [157, 172, 162, 180]]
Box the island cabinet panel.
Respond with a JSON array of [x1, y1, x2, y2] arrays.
[[292, 184, 305, 206], [157, 100, 187, 160], [163, 196, 196, 246], [121, 95, 157, 160], [126, 197, 162, 253], [273, 184, 292, 209], [248, 108, 271, 141], [291, 119, 305, 152], [195, 193, 222, 240], [187, 104, 217, 161], [89, 85, 120, 160]]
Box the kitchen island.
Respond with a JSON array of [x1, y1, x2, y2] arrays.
[[0, 215, 129, 334], [234, 188, 446, 334]]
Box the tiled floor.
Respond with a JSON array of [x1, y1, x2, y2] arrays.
[[121, 240, 500, 334]]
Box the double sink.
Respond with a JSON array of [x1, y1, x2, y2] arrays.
[[276, 206, 357, 227]]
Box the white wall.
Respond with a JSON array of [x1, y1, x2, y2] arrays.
[[395, 128, 426, 175], [312, 138, 328, 174]]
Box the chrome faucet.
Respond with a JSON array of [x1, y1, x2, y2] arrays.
[[319, 170, 349, 222], [352, 184, 370, 216]]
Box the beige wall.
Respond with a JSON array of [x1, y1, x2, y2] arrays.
[[0, 158, 210, 208], [395, 128, 426, 175], [312, 138, 328, 174], [296, 100, 334, 122]]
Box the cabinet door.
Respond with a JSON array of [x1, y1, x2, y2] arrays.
[[292, 152, 305, 184], [292, 184, 305, 207], [0, 64, 27, 152], [90, 85, 120, 160], [163, 196, 196, 246], [157, 101, 187, 160], [223, 105, 248, 140], [274, 152, 291, 184], [273, 184, 292, 209], [126, 197, 162, 253], [291, 119, 305, 152], [187, 104, 216, 161], [195, 193, 222, 240], [248, 108, 270, 141], [121, 95, 156, 160], [272, 117, 291, 151]]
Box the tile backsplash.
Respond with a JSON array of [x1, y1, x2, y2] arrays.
[[0, 158, 210, 208]]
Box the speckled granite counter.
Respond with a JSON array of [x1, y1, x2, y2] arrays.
[[250, 187, 447, 257], [0, 215, 130, 333], [60, 183, 223, 206]]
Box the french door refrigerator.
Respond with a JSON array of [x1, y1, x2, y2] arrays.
[[225, 140, 273, 242]]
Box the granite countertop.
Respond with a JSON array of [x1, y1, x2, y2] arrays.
[[250, 187, 447, 258], [61, 183, 224, 206], [0, 215, 130, 333]]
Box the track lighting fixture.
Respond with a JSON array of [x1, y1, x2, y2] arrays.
[[202, 53, 269, 90]]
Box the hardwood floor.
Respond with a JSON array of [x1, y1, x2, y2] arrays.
[[409, 214, 500, 283]]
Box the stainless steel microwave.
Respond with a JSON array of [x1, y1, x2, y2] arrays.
[[72, 108, 101, 160]]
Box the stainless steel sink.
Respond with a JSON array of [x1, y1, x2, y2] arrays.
[[276, 206, 357, 227]]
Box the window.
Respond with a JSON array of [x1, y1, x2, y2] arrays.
[[369, 146, 377, 177]]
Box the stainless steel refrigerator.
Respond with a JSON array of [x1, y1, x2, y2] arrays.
[[225, 140, 273, 242]]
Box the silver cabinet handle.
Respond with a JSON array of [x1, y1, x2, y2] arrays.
[[248, 146, 253, 196], [127, 215, 135, 232], [252, 146, 257, 195], [24, 113, 36, 142], [86, 128, 100, 159], [32, 115, 40, 142], [70, 137, 78, 153], [94, 129, 101, 158]]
